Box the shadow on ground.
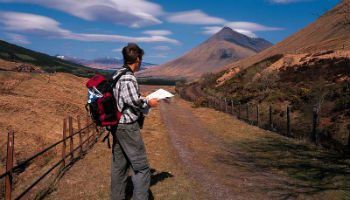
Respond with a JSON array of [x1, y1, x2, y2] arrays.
[[125, 168, 173, 200], [216, 136, 350, 199]]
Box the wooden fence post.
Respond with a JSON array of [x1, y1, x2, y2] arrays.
[[231, 100, 234, 115], [311, 106, 318, 144], [287, 106, 291, 137], [246, 104, 249, 122], [69, 116, 74, 160], [238, 103, 241, 119], [224, 98, 228, 113], [269, 105, 273, 130], [61, 118, 67, 168], [256, 105, 259, 127], [5, 130, 14, 200], [77, 115, 83, 156]]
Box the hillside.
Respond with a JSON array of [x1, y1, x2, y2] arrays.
[[193, 1, 350, 148], [137, 27, 272, 79], [217, 0, 350, 84], [0, 40, 99, 77], [0, 70, 88, 174]]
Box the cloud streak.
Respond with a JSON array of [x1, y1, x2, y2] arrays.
[[5, 33, 31, 44], [270, 0, 308, 4], [166, 10, 226, 25], [0, 12, 180, 44], [143, 30, 172, 36], [0, 0, 164, 27], [202, 21, 283, 38]]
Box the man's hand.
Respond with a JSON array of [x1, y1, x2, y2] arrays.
[[148, 98, 159, 107]]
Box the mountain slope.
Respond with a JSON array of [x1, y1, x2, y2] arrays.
[[218, 0, 350, 83], [137, 27, 272, 79], [0, 40, 98, 77], [194, 1, 350, 148]]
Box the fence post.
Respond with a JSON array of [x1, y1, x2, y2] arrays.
[[220, 99, 223, 111], [69, 116, 74, 160], [238, 103, 241, 119], [61, 118, 67, 168], [5, 130, 14, 200], [311, 106, 318, 144], [224, 98, 228, 113], [256, 105, 259, 127], [347, 124, 350, 147], [231, 100, 234, 115], [269, 105, 273, 130], [287, 106, 291, 137], [77, 115, 83, 156], [246, 104, 249, 122]]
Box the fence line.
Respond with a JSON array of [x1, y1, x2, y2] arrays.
[[0, 115, 102, 200], [178, 89, 350, 148]]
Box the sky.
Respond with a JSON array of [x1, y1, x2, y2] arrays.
[[0, 0, 340, 64]]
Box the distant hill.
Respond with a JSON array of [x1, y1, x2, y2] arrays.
[[0, 40, 99, 77], [57, 55, 156, 71], [137, 27, 272, 79]]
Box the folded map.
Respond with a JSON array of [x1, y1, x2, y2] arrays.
[[146, 89, 174, 100]]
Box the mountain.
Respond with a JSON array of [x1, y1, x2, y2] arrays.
[[57, 55, 156, 71], [217, 0, 350, 84], [0, 40, 100, 77], [197, 1, 350, 148], [137, 27, 273, 79]]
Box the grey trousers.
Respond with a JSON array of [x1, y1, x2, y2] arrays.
[[111, 122, 150, 200]]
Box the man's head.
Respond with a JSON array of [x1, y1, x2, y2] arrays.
[[122, 43, 144, 72]]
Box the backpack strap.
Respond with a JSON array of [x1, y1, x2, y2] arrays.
[[111, 67, 131, 88]]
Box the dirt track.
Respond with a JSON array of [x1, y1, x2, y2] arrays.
[[44, 87, 350, 200], [159, 97, 350, 200]]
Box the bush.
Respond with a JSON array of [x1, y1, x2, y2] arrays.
[[193, 97, 208, 108]]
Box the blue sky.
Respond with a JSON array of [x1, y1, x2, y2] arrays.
[[0, 0, 340, 64]]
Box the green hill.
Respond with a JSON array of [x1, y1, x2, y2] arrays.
[[0, 40, 103, 77]]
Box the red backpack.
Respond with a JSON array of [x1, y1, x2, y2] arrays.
[[85, 68, 129, 127]]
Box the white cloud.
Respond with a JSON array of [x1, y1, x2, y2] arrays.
[[166, 10, 226, 25], [202, 26, 222, 35], [146, 53, 168, 58], [0, 0, 164, 27], [270, 0, 305, 3], [5, 33, 31, 44], [152, 45, 171, 51], [202, 22, 283, 38], [143, 30, 172, 36], [112, 48, 123, 52], [0, 12, 180, 44], [225, 22, 283, 31]]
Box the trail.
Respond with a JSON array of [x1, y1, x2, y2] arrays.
[[159, 97, 350, 200], [159, 99, 278, 199]]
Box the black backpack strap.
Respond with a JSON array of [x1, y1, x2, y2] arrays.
[[111, 67, 131, 88]]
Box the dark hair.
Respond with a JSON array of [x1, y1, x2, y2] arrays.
[[122, 43, 144, 65]]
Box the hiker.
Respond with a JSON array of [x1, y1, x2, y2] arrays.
[[110, 43, 158, 200]]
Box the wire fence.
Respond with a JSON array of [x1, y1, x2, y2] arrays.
[[178, 89, 350, 149], [0, 115, 103, 200]]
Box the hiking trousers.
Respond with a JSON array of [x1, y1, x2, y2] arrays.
[[110, 122, 150, 200]]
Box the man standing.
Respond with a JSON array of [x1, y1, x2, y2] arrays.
[[111, 43, 158, 200]]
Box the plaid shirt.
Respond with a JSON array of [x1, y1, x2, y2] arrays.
[[112, 66, 149, 124]]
